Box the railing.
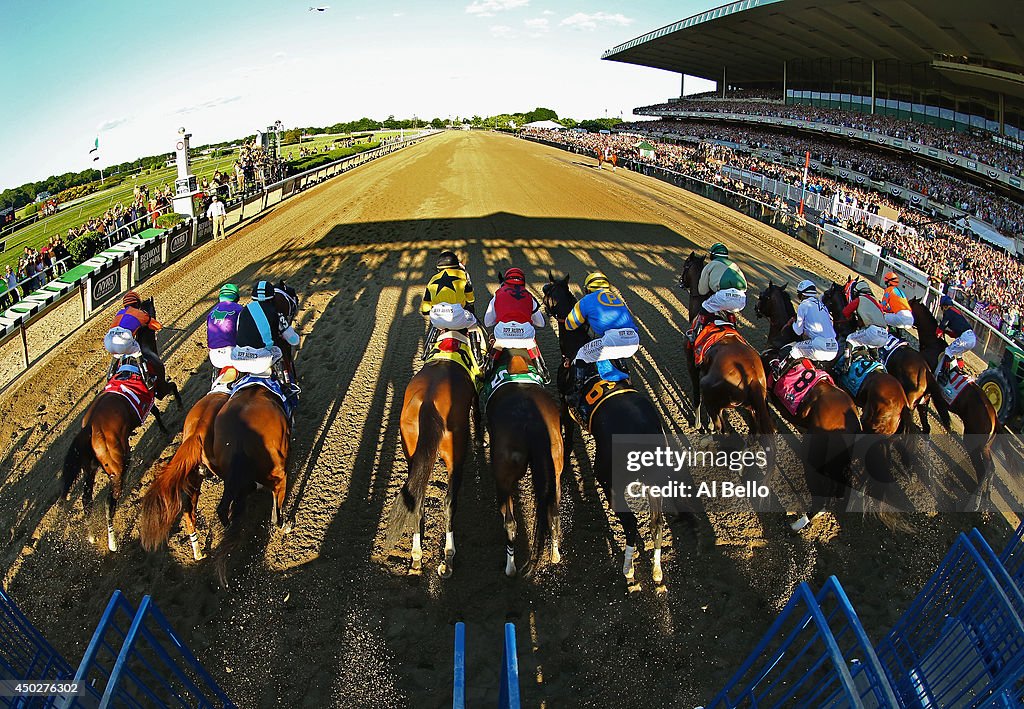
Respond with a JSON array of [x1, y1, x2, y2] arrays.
[[0, 131, 438, 393], [523, 135, 1020, 369], [449, 622, 520, 709]]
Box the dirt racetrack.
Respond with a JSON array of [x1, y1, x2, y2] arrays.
[[1, 131, 1021, 708]]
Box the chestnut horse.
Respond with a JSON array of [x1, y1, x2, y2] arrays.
[[62, 298, 179, 552], [595, 148, 617, 170], [909, 299, 999, 511], [485, 355, 563, 577], [139, 391, 228, 561], [755, 283, 862, 528], [387, 352, 478, 578], [543, 273, 667, 586], [678, 253, 775, 460]]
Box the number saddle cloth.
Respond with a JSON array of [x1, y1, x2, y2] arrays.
[[768, 358, 834, 417], [424, 325, 484, 389], [689, 320, 746, 367], [103, 364, 155, 423], [834, 351, 885, 399]]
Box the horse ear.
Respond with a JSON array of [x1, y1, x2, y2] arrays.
[[781, 282, 788, 290], [564, 273, 571, 283], [548, 270, 554, 282], [768, 279, 774, 287]]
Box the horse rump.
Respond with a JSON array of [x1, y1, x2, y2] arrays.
[[139, 435, 204, 552]]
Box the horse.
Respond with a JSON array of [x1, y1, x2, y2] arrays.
[[678, 253, 775, 458], [484, 352, 563, 577], [139, 391, 228, 561], [908, 299, 999, 511], [595, 148, 617, 171], [209, 282, 300, 581], [754, 283, 863, 527], [62, 298, 179, 552], [386, 328, 480, 578], [543, 273, 666, 586]]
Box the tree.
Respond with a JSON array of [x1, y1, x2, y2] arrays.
[[559, 117, 578, 129], [282, 129, 302, 145], [524, 107, 558, 123], [430, 117, 445, 129]]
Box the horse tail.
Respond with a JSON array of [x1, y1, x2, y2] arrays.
[[524, 429, 558, 574], [749, 381, 776, 471], [925, 371, 952, 429], [385, 401, 444, 551], [62, 427, 90, 499], [139, 435, 203, 552]]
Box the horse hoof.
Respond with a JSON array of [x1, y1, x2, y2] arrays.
[[550, 548, 561, 565], [107, 538, 118, 553], [627, 581, 642, 594], [789, 514, 811, 532], [652, 566, 664, 585], [505, 558, 517, 577], [281, 521, 294, 535], [194, 552, 207, 562], [437, 563, 453, 579], [86, 533, 96, 545]]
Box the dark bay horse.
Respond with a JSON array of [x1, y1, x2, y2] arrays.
[[386, 337, 479, 578], [139, 391, 229, 561], [755, 283, 862, 527], [909, 299, 999, 510], [210, 282, 299, 582], [543, 273, 666, 586], [62, 298, 180, 552], [485, 354, 563, 576], [678, 253, 775, 455]]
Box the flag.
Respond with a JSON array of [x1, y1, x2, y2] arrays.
[[90, 137, 99, 161]]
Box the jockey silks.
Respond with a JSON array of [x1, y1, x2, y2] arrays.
[[939, 306, 973, 338], [565, 289, 638, 336], [110, 305, 161, 337], [492, 283, 541, 325], [236, 300, 295, 351], [207, 301, 244, 350], [881, 285, 911, 314]]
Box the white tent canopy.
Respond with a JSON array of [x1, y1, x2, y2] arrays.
[[523, 120, 563, 130]]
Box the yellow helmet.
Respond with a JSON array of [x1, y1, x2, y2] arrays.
[[584, 272, 611, 293]]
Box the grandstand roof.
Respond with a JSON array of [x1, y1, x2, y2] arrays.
[[602, 0, 1024, 87]]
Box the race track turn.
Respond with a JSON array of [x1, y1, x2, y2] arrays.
[[0, 131, 1018, 708]]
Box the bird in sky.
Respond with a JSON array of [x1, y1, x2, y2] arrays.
[[308, 6, 330, 11]]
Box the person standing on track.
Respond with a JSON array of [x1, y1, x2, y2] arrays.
[[207, 194, 227, 241]]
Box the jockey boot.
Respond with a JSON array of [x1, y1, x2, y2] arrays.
[[935, 354, 949, 385], [724, 311, 738, 327], [106, 357, 118, 381], [687, 312, 708, 342], [421, 325, 438, 361], [534, 354, 550, 383]]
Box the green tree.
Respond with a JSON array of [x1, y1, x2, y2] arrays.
[[282, 129, 302, 145], [524, 107, 558, 123], [430, 117, 445, 129]]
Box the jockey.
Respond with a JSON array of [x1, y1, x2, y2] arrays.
[[206, 283, 243, 386], [482, 267, 548, 380], [780, 280, 839, 375], [104, 291, 162, 382], [233, 280, 300, 391], [691, 243, 747, 339], [841, 279, 890, 363], [936, 295, 976, 384], [880, 272, 913, 330], [565, 272, 640, 388], [420, 250, 485, 361]]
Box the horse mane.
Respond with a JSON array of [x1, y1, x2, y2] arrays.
[[771, 284, 795, 319]]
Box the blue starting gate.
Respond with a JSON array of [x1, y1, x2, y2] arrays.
[[706, 576, 896, 708], [875, 531, 1024, 709], [0, 587, 232, 709], [451, 622, 520, 709], [1002, 522, 1024, 590]]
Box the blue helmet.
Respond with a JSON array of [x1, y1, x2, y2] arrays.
[[940, 295, 954, 307]]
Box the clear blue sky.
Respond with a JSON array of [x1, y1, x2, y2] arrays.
[[0, 0, 720, 190]]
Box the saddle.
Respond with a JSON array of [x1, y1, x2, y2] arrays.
[[768, 358, 833, 417], [568, 365, 635, 432], [103, 365, 156, 422], [689, 321, 745, 367], [425, 330, 484, 387], [879, 334, 908, 368], [480, 356, 547, 411], [109, 353, 158, 391], [231, 373, 298, 422], [835, 352, 884, 398]]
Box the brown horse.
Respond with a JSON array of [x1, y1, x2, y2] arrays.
[[678, 253, 775, 459], [909, 299, 999, 511], [139, 391, 228, 561], [755, 283, 862, 528], [62, 299, 179, 552], [485, 353, 563, 577], [543, 273, 667, 586], [595, 148, 617, 170], [386, 340, 479, 577]]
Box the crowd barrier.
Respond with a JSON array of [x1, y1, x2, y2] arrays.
[[0, 131, 438, 393], [523, 136, 1019, 369]]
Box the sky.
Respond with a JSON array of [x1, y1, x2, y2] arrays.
[[0, 0, 720, 190]]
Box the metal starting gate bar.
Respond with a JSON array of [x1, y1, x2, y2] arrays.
[[1001, 522, 1024, 590], [453, 623, 465, 709], [451, 622, 520, 709], [706, 576, 893, 708], [875, 532, 1024, 709]]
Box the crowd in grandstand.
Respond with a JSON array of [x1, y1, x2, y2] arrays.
[[1, 238, 69, 307], [639, 94, 1024, 176], [523, 126, 1024, 326], [627, 119, 1024, 236], [233, 143, 285, 193]]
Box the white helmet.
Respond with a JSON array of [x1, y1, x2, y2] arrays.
[[797, 279, 817, 298]]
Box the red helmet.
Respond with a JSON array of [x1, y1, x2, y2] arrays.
[[123, 291, 141, 307], [502, 267, 526, 286]]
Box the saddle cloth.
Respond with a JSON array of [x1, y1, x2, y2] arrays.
[[691, 322, 745, 367], [480, 362, 546, 411], [103, 367, 155, 423], [231, 374, 296, 420], [936, 367, 974, 405], [771, 359, 833, 417], [570, 372, 636, 432], [426, 331, 483, 387], [879, 334, 909, 368], [836, 353, 885, 399]]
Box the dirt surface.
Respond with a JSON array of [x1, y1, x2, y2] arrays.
[[1, 131, 1020, 708]]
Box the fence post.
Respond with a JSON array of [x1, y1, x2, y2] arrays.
[[79, 283, 87, 324], [20, 320, 28, 368]]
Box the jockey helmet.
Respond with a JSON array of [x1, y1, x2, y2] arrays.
[[502, 267, 525, 286], [883, 271, 899, 286], [252, 280, 275, 302], [436, 250, 460, 270], [584, 272, 610, 293], [219, 283, 240, 302], [940, 295, 954, 307], [796, 280, 817, 298], [123, 291, 141, 307], [710, 243, 729, 257], [853, 280, 873, 296]]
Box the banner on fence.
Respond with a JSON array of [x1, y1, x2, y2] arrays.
[[193, 216, 213, 246], [165, 225, 192, 264], [87, 262, 123, 315], [135, 239, 163, 283], [973, 301, 1004, 330]]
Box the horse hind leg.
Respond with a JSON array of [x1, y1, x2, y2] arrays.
[[501, 489, 517, 577], [649, 494, 665, 588], [437, 435, 466, 579]]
